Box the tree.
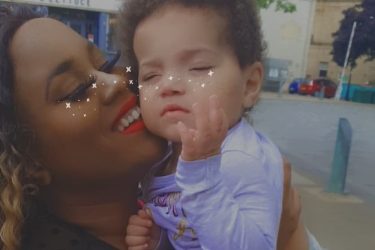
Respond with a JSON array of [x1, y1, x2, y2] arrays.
[[332, 0, 375, 69], [257, 0, 297, 13]]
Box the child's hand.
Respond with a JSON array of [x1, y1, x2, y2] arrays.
[[177, 95, 228, 161], [125, 209, 161, 250]]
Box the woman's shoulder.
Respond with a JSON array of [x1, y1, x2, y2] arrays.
[[22, 211, 116, 250]]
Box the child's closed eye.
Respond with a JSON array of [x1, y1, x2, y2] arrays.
[[189, 66, 213, 71]]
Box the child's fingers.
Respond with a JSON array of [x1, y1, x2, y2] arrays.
[[128, 215, 153, 228], [219, 108, 229, 135], [208, 95, 223, 134], [193, 102, 209, 137], [177, 121, 194, 147], [125, 235, 149, 244], [126, 235, 150, 247], [126, 224, 152, 236], [144, 207, 153, 218], [128, 245, 149, 250], [138, 209, 153, 220], [178, 121, 198, 160]]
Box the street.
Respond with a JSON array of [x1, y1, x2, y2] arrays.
[[252, 93, 375, 250], [253, 93, 375, 200]]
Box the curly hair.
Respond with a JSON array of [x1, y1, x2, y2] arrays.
[[118, 0, 265, 93], [0, 5, 41, 250]]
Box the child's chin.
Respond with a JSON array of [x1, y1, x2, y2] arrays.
[[166, 134, 182, 143], [163, 130, 181, 143]]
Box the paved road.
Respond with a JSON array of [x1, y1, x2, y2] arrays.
[[252, 93, 375, 201], [293, 170, 375, 250]]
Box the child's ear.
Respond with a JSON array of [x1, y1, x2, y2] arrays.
[[242, 62, 263, 109]]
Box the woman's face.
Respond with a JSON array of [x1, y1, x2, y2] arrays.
[[10, 18, 167, 186]]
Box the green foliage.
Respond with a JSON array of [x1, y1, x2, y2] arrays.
[[332, 0, 375, 68], [257, 0, 297, 13]]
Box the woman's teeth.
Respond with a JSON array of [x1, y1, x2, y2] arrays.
[[117, 107, 141, 132]]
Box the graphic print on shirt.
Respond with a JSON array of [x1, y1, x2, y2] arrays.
[[151, 192, 197, 241]]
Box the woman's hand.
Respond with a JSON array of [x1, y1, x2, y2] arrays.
[[277, 158, 309, 250]]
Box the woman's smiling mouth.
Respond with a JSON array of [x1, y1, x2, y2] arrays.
[[112, 96, 145, 135]]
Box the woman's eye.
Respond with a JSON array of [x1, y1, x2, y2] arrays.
[[59, 75, 97, 103], [99, 50, 121, 73]]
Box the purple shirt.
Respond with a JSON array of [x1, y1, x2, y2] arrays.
[[146, 118, 284, 250]]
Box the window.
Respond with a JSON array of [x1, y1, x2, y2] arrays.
[[319, 62, 328, 77]]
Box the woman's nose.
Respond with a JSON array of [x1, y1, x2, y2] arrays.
[[98, 73, 127, 105], [159, 75, 186, 98]]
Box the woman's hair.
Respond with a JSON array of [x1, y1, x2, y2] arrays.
[[0, 5, 41, 249], [118, 0, 266, 94]]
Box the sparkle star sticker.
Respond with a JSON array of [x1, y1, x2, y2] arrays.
[[92, 83, 97, 89], [126, 66, 132, 73], [129, 80, 134, 85], [168, 76, 174, 81], [208, 70, 214, 77], [86, 98, 90, 102], [66, 102, 71, 109]]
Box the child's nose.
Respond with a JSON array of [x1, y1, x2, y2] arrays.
[[159, 75, 186, 98]]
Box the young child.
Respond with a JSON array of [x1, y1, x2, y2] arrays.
[[119, 0, 302, 250]]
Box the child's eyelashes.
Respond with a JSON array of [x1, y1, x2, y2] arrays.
[[189, 66, 213, 71], [143, 74, 158, 82], [141, 73, 161, 83], [140, 66, 214, 84]]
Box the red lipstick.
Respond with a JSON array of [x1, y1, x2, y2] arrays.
[[122, 120, 146, 135], [112, 96, 137, 129]]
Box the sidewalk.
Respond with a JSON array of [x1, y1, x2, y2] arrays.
[[292, 170, 375, 250]]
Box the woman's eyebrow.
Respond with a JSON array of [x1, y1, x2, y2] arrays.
[[45, 42, 96, 100], [45, 59, 74, 100]]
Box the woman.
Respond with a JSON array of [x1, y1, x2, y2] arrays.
[[0, 5, 305, 250], [0, 6, 168, 249]]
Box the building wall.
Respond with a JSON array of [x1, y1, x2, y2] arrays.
[[306, 0, 375, 84], [0, 0, 119, 54], [1, 0, 122, 13], [261, 0, 316, 83]]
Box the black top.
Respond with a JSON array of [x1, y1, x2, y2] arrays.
[[22, 211, 117, 250]]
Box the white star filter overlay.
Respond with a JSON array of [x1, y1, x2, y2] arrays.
[[140, 70, 215, 103]]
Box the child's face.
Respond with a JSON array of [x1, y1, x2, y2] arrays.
[[134, 4, 262, 142]]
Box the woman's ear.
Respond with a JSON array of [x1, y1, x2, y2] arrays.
[[26, 165, 52, 186], [242, 62, 263, 109]]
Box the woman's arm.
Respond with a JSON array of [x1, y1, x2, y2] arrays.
[[277, 158, 308, 250]]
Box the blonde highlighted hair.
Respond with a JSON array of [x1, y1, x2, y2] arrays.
[[0, 4, 41, 249], [0, 148, 25, 250]]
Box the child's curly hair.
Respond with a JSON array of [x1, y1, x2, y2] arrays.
[[118, 0, 266, 94], [0, 5, 41, 250]]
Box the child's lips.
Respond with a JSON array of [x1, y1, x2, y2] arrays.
[[160, 104, 190, 117]]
